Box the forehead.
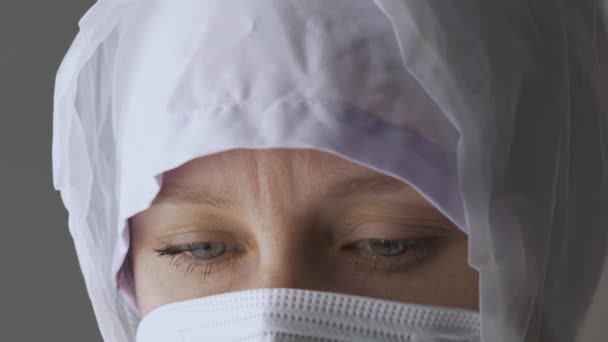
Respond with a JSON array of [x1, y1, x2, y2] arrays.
[[162, 149, 382, 186], [156, 149, 434, 212]]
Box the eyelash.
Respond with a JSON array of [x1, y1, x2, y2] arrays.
[[154, 243, 241, 279], [154, 238, 442, 279]]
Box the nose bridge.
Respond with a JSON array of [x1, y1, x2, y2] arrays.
[[243, 152, 327, 290], [242, 218, 336, 292], [255, 263, 303, 290], [252, 232, 315, 290]]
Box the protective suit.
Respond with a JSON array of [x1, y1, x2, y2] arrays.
[[52, 0, 608, 341]]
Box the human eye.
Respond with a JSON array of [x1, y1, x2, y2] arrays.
[[355, 239, 438, 257], [154, 241, 242, 278], [338, 215, 449, 274], [346, 237, 443, 273]]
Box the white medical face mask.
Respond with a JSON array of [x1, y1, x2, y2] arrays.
[[136, 288, 480, 342]]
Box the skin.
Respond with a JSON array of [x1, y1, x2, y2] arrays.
[[130, 148, 479, 318]]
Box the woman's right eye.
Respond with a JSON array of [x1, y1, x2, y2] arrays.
[[186, 242, 226, 260], [154, 241, 228, 261]]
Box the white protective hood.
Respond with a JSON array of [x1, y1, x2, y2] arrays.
[[53, 0, 608, 341]]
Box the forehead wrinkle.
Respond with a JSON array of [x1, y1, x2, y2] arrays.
[[251, 151, 298, 214], [240, 150, 322, 247]]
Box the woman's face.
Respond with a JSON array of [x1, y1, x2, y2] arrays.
[[130, 149, 479, 317]]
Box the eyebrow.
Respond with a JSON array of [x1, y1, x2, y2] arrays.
[[153, 183, 235, 210], [152, 175, 409, 209], [326, 174, 409, 199]]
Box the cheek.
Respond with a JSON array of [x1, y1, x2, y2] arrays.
[[400, 237, 478, 311], [131, 244, 170, 318], [440, 240, 479, 311], [130, 227, 194, 318], [130, 240, 254, 318], [335, 236, 478, 311], [129, 215, 187, 317]]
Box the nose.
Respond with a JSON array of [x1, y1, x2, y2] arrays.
[[255, 259, 318, 290], [250, 247, 321, 290], [234, 233, 333, 291]]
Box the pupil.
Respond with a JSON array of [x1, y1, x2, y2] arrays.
[[190, 242, 225, 259], [376, 240, 393, 248], [372, 240, 405, 256]]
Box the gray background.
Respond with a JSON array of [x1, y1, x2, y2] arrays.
[[1, 0, 102, 341], [0, 1, 606, 341]]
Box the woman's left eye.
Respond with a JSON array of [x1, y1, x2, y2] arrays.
[[354, 239, 436, 257], [364, 239, 407, 256]]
